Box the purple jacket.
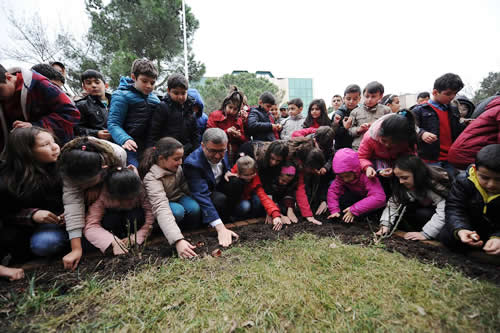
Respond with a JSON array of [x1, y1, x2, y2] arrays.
[[327, 148, 386, 216]]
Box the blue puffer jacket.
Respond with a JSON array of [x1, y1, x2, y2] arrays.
[[412, 102, 465, 161], [108, 77, 160, 149], [247, 106, 275, 141], [188, 88, 207, 141]]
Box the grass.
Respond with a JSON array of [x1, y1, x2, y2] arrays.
[[3, 233, 500, 332]]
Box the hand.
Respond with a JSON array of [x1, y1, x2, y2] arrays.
[[32, 210, 63, 224], [365, 167, 377, 178], [457, 230, 484, 248], [379, 168, 393, 178], [376, 226, 390, 236], [281, 215, 291, 225], [97, 129, 112, 140], [287, 207, 298, 223], [12, 120, 32, 129], [327, 212, 340, 220], [306, 216, 322, 225], [112, 239, 129, 255], [175, 239, 197, 259], [357, 123, 370, 134], [334, 114, 341, 124], [315, 201, 328, 215], [0, 266, 25, 281], [121, 236, 136, 248], [318, 167, 327, 176], [272, 123, 282, 131], [272, 217, 283, 231], [224, 171, 237, 182], [404, 232, 427, 241], [265, 215, 273, 225], [343, 117, 352, 129], [122, 139, 138, 152], [62, 248, 82, 271], [342, 207, 355, 223], [422, 132, 438, 144], [215, 224, 239, 247], [483, 238, 500, 255]]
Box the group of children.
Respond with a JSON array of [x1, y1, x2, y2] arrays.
[[0, 58, 499, 282]]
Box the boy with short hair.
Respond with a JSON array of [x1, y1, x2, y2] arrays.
[[280, 98, 305, 140], [149, 73, 200, 156], [440, 144, 500, 257], [31, 63, 65, 88], [247, 92, 281, 141], [74, 69, 111, 140], [417, 92, 430, 104], [412, 73, 466, 174], [280, 104, 288, 120], [108, 58, 160, 166], [0, 64, 80, 154], [348, 81, 390, 150], [333, 84, 361, 150]]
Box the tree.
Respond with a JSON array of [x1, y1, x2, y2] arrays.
[[86, 0, 205, 88], [195, 73, 285, 114], [473, 72, 500, 104]]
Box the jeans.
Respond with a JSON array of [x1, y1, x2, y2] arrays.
[[126, 151, 139, 167], [169, 195, 202, 230], [30, 224, 69, 257], [234, 194, 265, 219]]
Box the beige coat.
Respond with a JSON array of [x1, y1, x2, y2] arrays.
[[143, 164, 190, 245], [349, 104, 391, 150]]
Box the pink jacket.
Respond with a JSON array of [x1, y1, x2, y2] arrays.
[[357, 114, 415, 171], [84, 188, 154, 253], [327, 149, 386, 216]]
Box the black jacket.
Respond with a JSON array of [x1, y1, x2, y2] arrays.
[[149, 94, 200, 156], [412, 102, 465, 161], [247, 106, 276, 141], [444, 166, 500, 239], [333, 104, 354, 150], [74, 93, 110, 137]]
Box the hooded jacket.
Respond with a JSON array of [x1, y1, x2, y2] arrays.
[[108, 77, 160, 149], [444, 165, 500, 240], [327, 148, 386, 216], [280, 113, 305, 140], [188, 88, 207, 141], [357, 114, 416, 171], [448, 97, 500, 169]]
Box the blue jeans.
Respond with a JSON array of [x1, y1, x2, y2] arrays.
[[169, 195, 201, 230], [234, 194, 265, 219], [30, 224, 68, 257], [126, 150, 139, 167]]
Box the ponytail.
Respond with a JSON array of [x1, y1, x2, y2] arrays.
[[138, 137, 184, 179], [379, 111, 417, 147]]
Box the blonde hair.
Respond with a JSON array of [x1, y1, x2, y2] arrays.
[[236, 155, 257, 172]]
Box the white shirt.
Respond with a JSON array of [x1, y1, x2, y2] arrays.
[[208, 160, 224, 227]]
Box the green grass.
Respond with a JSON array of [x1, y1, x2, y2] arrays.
[[4, 233, 500, 332]]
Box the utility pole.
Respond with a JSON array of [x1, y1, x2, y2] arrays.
[[182, 0, 189, 81]]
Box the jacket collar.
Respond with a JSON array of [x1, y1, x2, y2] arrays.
[[149, 164, 176, 179], [467, 165, 500, 214]]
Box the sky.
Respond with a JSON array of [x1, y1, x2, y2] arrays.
[[1, 0, 500, 102]]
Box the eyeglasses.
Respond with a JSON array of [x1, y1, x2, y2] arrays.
[[206, 148, 227, 154]]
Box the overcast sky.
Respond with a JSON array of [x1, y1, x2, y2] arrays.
[[2, 0, 499, 102]]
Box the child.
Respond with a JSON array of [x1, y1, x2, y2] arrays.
[[31, 63, 65, 88], [0, 127, 67, 262], [412, 73, 466, 175], [302, 99, 331, 129], [270, 104, 280, 123], [269, 161, 300, 223], [188, 88, 207, 142], [58, 136, 127, 270], [329, 94, 343, 119], [84, 167, 153, 255], [381, 94, 400, 113], [149, 73, 200, 157], [140, 137, 200, 259], [226, 156, 284, 231], [377, 155, 449, 240], [108, 58, 160, 166], [75, 69, 111, 140], [279, 104, 288, 120], [333, 84, 361, 150], [439, 144, 500, 256], [327, 149, 386, 223], [0, 64, 80, 154], [207, 87, 247, 164], [247, 92, 281, 141], [455, 95, 475, 123], [280, 98, 305, 140], [417, 92, 430, 104], [348, 81, 391, 150]]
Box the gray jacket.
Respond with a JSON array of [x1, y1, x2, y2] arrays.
[[349, 104, 391, 150], [280, 114, 305, 140]]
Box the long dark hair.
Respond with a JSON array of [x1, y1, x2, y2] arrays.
[[220, 86, 244, 115], [303, 99, 331, 128], [260, 140, 289, 170], [392, 155, 450, 205], [2, 127, 59, 198], [105, 167, 142, 201], [379, 110, 417, 147], [139, 137, 184, 179], [58, 137, 122, 183]]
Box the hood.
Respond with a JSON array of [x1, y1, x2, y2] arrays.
[[188, 88, 205, 116], [456, 95, 475, 118], [332, 148, 361, 175], [117, 76, 135, 90], [467, 165, 500, 214], [367, 113, 392, 140]]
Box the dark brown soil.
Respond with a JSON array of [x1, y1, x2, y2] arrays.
[[1, 217, 499, 300]]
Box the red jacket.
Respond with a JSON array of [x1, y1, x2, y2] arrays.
[[448, 97, 500, 169], [207, 110, 247, 157], [291, 127, 317, 138], [231, 164, 280, 218]]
